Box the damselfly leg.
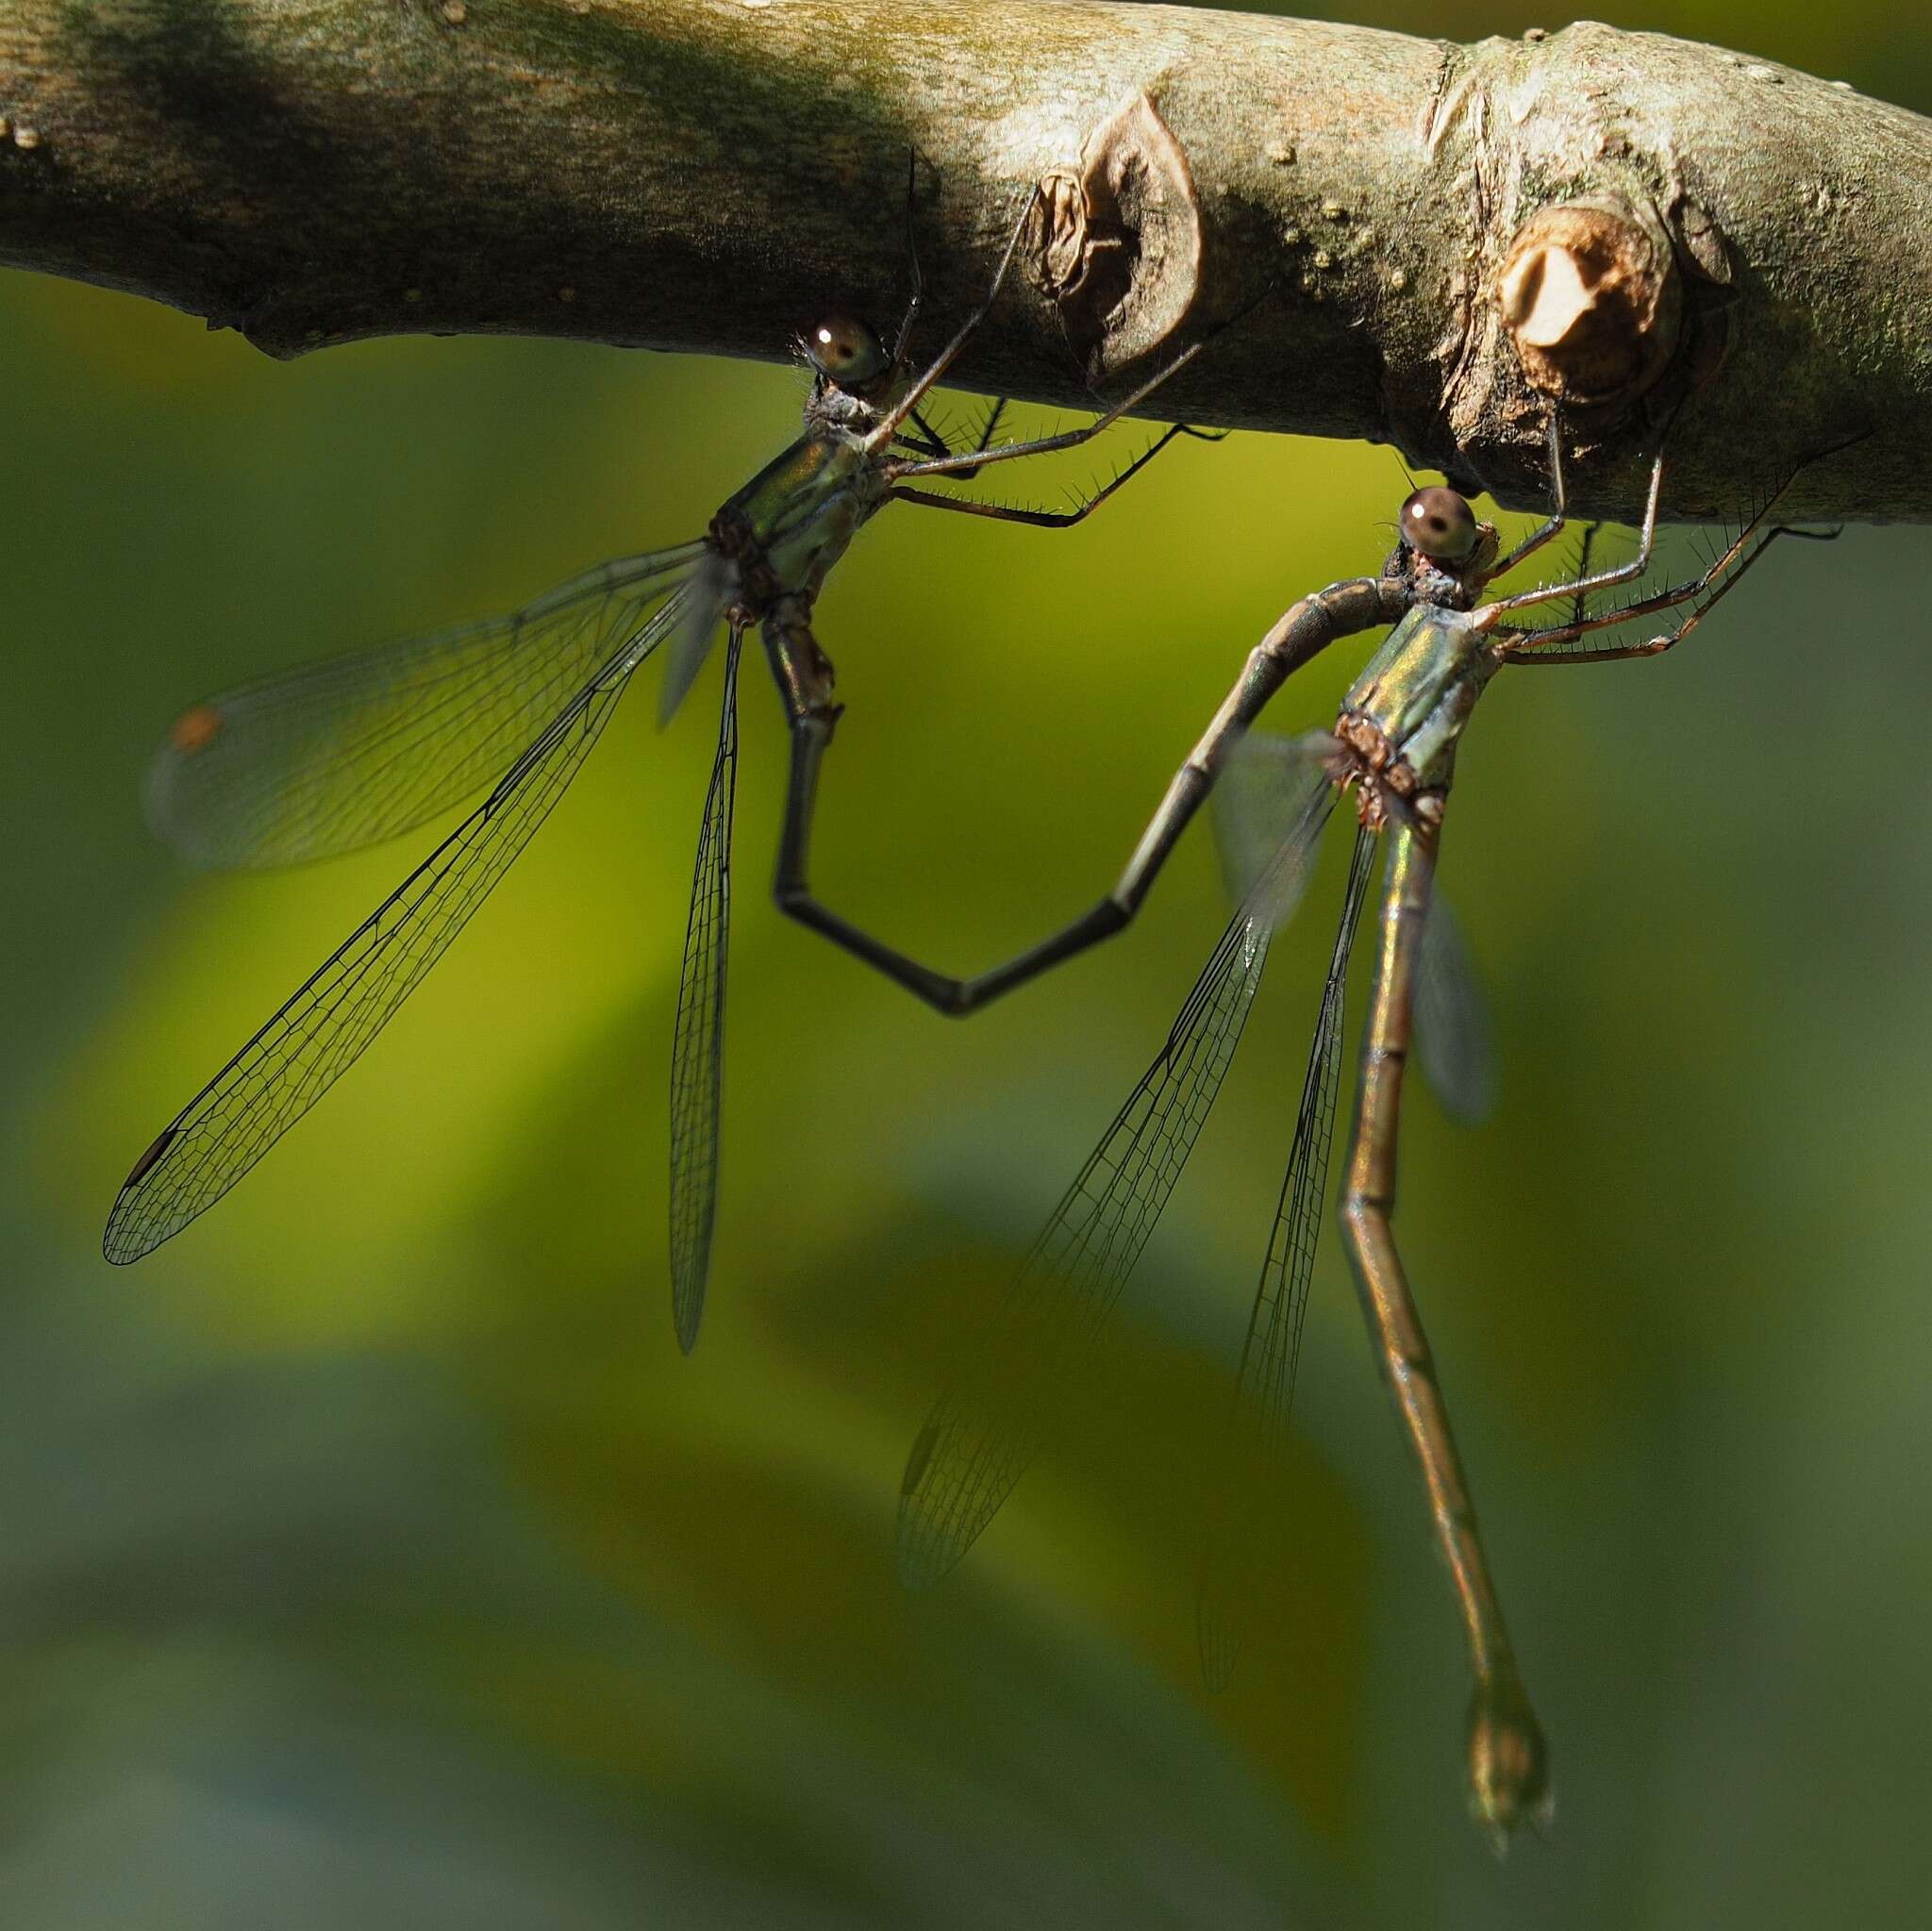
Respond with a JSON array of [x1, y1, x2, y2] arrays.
[[895, 424, 1857, 1845], [1496, 522, 1840, 662], [773, 574, 1409, 1017], [108, 169, 1221, 1281], [893, 421, 1224, 529], [1484, 434, 1857, 659], [898, 750, 1342, 1586], [106, 571, 715, 1264]]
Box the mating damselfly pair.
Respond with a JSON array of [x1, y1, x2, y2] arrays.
[[102, 173, 1842, 1843]]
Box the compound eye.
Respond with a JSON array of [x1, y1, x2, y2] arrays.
[[1400, 486, 1479, 562], [807, 316, 889, 388]]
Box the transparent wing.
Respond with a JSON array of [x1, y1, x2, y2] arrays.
[[896, 782, 1341, 1590], [656, 547, 736, 728], [669, 625, 742, 1355], [1218, 729, 1477, 1334], [1196, 824, 1378, 1687], [148, 541, 711, 870], [103, 587, 696, 1266], [1214, 730, 1347, 923], [1414, 885, 1497, 1125]]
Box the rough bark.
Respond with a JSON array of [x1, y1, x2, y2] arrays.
[[2, 1, 1928, 522]]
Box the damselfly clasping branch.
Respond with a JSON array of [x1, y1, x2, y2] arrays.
[[103, 178, 1218, 1362], [896, 424, 1842, 1846]]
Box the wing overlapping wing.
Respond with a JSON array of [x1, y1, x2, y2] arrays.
[[656, 547, 738, 729], [1196, 824, 1378, 1686], [1228, 733, 1495, 1124], [149, 542, 712, 870], [669, 627, 743, 1353], [896, 756, 1341, 1590], [1415, 887, 1497, 1125], [105, 584, 700, 1265]]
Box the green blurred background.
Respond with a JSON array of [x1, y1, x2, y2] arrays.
[[5, 4, 1931, 1925]]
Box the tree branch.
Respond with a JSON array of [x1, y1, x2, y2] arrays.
[[2, 1, 1927, 521]]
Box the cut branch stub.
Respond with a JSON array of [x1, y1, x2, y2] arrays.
[[1031, 92, 1203, 380], [1495, 198, 1681, 407]]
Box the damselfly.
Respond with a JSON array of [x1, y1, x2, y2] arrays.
[[104, 179, 1216, 1360], [895, 424, 1841, 1846]]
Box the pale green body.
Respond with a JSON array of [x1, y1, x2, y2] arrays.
[[1341, 605, 1495, 795], [723, 422, 892, 608]]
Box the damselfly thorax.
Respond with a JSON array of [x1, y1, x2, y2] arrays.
[[708, 363, 903, 620], [106, 174, 1221, 1374], [897, 423, 1854, 1848], [1331, 606, 1499, 831]]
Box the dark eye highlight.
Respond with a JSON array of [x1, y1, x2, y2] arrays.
[[807, 317, 890, 389], [1400, 486, 1479, 562]]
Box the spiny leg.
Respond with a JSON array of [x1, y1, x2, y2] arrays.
[[890, 148, 925, 366], [891, 423, 1224, 529], [886, 338, 1209, 485], [1481, 420, 1569, 585], [1487, 420, 1864, 653], [1337, 823, 1549, 1847], [1498, 524, 1840, 663], [866, 188, 1041, 450], [763, 579, 1403, 1017], [895, 396, 1018, 474], [1476, 453, 1667, 623], [972, 396, 1008, 458], [1566, 524, 1601, 629], [895, 409, 952, 461]]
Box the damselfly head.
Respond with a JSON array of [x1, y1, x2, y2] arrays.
[[1400, 486, 1480, 563], [806, 316, 891, 393], [1388, 486, 1500, 606]]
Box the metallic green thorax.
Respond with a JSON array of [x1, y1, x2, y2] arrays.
[[718, 399, 899, 608], [1338, 606, 1496, 800]]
